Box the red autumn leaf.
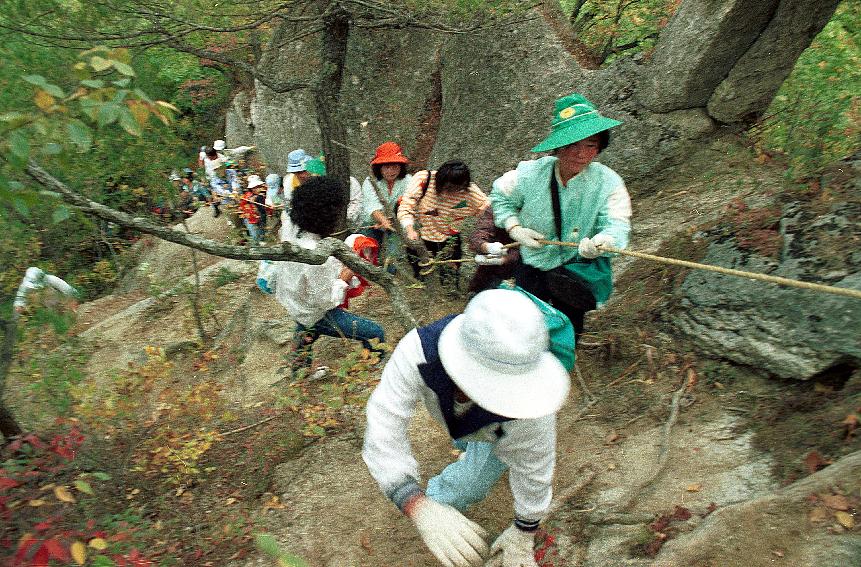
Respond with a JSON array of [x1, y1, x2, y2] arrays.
[[649, 516, 670, 533], [670, 506, 692, 521], [803, 451, 827, 474], [0, 477, 20, 490], [43, 538, 70, 561], [701, 502, 718, 517]]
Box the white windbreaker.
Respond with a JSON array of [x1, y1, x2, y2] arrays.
[[274, 220, 349, 327], [14, 267, 78, 310], [362, 328, 557, 522]]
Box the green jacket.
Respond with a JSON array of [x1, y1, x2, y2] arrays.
[[490, 156, 631, 304]]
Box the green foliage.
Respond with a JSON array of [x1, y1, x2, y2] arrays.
[[561, 0, 676, 63], [214, 266, 242, 287], [752, 2, 860, 179], [255, 533, 309, 567]]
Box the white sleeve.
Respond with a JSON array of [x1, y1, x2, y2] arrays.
[[363, 330, 426, 499], [347, 177, 363, 226], [493, 415, 556, 521], [14, 267, 45, 309], [43, 274, 78, 298]]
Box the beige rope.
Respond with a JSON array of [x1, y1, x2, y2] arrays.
[[600, 244, 861, 300], [419, 239, 861, 300]]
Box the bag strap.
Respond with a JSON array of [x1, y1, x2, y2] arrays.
[[549, 168, 562, 240]]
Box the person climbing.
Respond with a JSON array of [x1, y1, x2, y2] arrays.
[[205, 148, 234, 218], [301, 155, 364, 232], [239, 175, 266, 245], [264, 172, 283, 236], [363, 288, 570, 567], [275, 175, 385, 378], [212, 139, 255, 160], [361, 142, 413, 269], [279, 148, 313, 240], [397, 160, 489, 288], [490, 92, 631, 339], [13, 267, 80, 319]]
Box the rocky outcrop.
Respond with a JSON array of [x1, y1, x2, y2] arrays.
[[671, 161, 861, 380], [225, 9, 719, 192]]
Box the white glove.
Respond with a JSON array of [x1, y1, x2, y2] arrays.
[[579, 234, 615, 259], [408, 496, 489, 567], [509, 227, 545, 249], [348, 276, 361, 288], [475, 254, 505, 266], [487, 525, 538, 567], [484, 242, 507, 256]]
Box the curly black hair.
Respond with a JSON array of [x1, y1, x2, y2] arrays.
[[289, 175, 347, 236], [371, 162, 407, 180]]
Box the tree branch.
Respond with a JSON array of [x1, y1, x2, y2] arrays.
[[23, 160, 418, 330]]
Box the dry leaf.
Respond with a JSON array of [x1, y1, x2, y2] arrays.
[[686, 483, 702, 493], [685, 367, 697, 391], [607, 463, 617, 471], [88, 538, 108, 550], [814, 382, 833, 393], [822, 494, 850, 511], [28, 499, 47, 507], [604, 431, 623, 445], [225, 497, 238, 505], [360, 531, 373, 554], [834, 511, 855, 529], [71, 541, 87, 565], [54, 486, 76, 503], [34, 90, 56, 111], [808, 507, 829, 523], [803, 451, 827, 474], [771, 550, 784, 558]]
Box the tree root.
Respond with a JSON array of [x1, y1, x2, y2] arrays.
[[613, 377, 687, 512], [653, 449, 861, 566]]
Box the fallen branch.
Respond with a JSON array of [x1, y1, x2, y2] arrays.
[[24, 160, 419, 329], [220, 414, 282, 437]]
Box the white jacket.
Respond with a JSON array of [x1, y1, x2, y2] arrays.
[[273, 220, 349, 326], [362, 328, 556, 522]]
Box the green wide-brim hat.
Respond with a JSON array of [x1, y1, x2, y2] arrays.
[[531, 93, 622, 153]]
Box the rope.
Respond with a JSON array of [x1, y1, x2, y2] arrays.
[[419, 239, 861, 300]]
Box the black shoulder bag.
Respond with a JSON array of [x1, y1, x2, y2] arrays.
[[543, 171, 597, 312]]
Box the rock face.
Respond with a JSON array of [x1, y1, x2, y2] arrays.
[[224, 8, 720, 193], [672, 192, 861, 380]]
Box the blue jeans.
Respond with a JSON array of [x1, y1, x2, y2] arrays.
[[292, 308, 385, 368], [244, 220, 263, 244], [426, 441, 508, 512]]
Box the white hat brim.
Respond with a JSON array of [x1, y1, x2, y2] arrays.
[[437, 315, 571, 419]]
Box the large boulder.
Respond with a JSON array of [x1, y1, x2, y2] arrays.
[[671, 172, 861, 380]]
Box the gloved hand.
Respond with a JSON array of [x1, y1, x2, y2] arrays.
[[475, 254, 505, 266], [487, 525, 538, 567], [484, 242, 507, 256], [509, 226, 545, 249], [579, 234, 615, 258], [407, 495, 489, 567]]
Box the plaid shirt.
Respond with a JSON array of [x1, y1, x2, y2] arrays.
[[397, 170, 489, 242]]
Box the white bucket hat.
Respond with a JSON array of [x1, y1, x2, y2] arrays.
[[437, 289, 570, 419], [247, 174, 265, 189], [213, 139, 226, 151], [286, 149, 311, 172]]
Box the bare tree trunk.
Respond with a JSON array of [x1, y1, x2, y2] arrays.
[[314, 3, 351, 231], [0, 318, 23, 442], [181, 219, 210, 345]]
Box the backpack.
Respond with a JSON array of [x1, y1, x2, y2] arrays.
[[500, 283, 576, 371]]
